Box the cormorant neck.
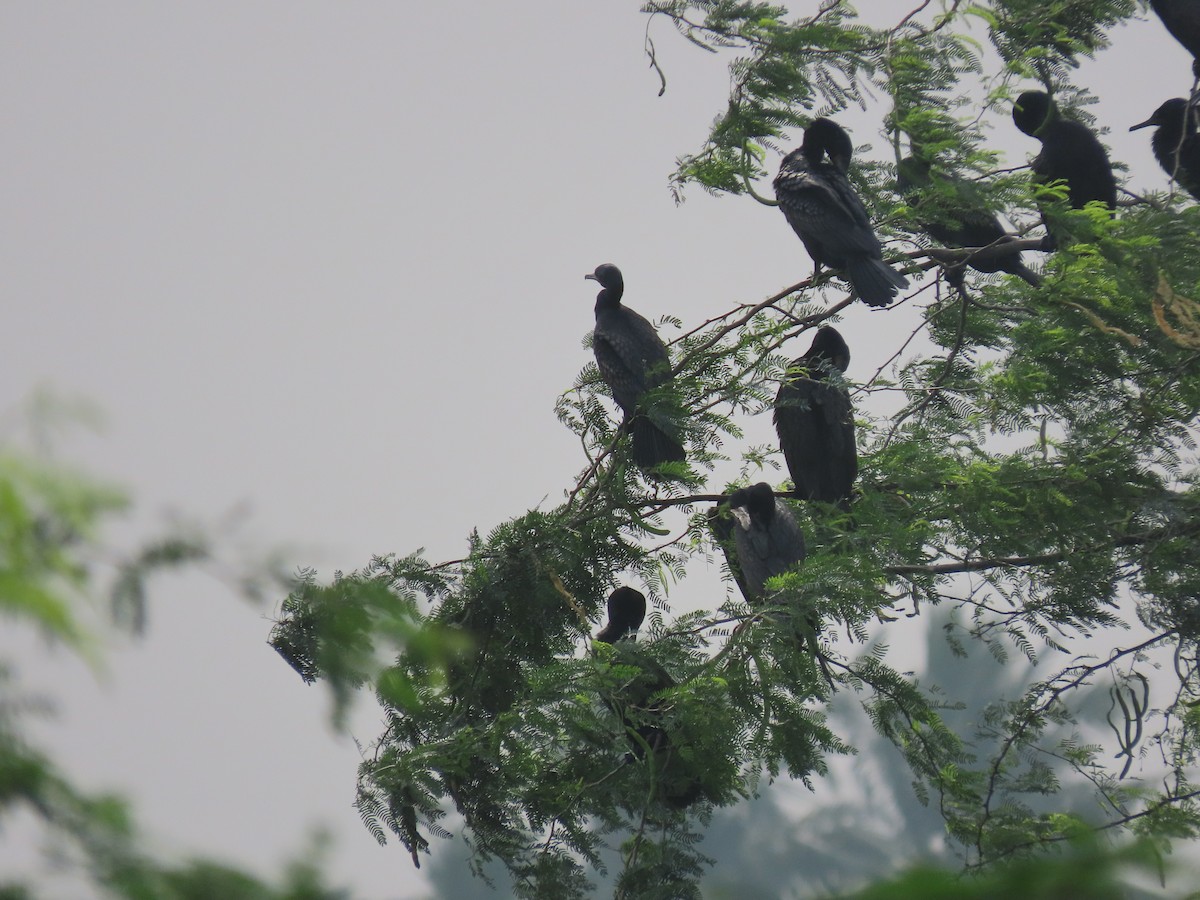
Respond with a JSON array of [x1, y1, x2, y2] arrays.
[[1156, 122, 1186, 153], [803, 118, 853, 171], [803, 350, 836, 374], [595, 284, 623, 311], [1014, 92, 1056, 138], [751, 499, 776, 525], [1161, 107, 1191, 142], [745, 485, 777, 524]]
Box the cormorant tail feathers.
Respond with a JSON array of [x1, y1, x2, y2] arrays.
[[847, 257, 909, 308], [629, 415, 686, 469]]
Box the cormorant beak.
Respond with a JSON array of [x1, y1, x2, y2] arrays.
[[1129, 117, 1155, 132], [584, 273, 598, 282]]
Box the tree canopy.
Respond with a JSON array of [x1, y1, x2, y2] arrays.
[[270, 2, 1200, 897]]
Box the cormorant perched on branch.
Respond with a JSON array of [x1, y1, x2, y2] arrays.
[[1131, 98, 1200, 200], [727, 483, 806, 600], [774, 327, 857, 506], [1150, 0, 1200, 77], [585, 264, 686, 470], [595, 586, 647, 644], [711, 485, 833, 688], [774, 118, 910, 307], [1012, 91, 1117, 249], [595, 587, 706, 807], [896, 155, 1041, 287]]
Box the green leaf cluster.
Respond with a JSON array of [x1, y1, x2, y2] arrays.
[[0, 446, 350, 898], [273, 2, 1200, 897]]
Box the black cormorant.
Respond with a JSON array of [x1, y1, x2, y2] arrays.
[[773, 327, 858, 506], [1131, 98, 1200, 200], [595, 590, 707, 807], [727, 483, 807, 599], [711, 485, 832, 688], [595, 586, 647, 644], [1012, 91, 1117, 248], [896, 155, 1041, 286], [1150, 0, 1200, 76], [774, 118, 910, 307], [585, 264, 686, 470]]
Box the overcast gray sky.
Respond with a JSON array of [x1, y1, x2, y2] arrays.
[[1, 3, 1192, 897]]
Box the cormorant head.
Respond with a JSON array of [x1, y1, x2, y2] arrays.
[[585, 263, 623, 290], [1013, 91, 1054, 137], [608, 586, 646, 630], [728, 482, 777, 526], [802, 118, 854, 172], [805, 326, 851, 373], [585, 263, 624, 305], [1131, 98, 1192, 133], [596, 585, 646, 643]]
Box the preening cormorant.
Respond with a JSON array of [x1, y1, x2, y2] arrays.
[[1131, 98, 1200, 200], [896, 155, 1041, 287], [1012, 91, 1117, 248], [773, 327, 858, 506], [1150, 0, 1200, 76], [585, 264, 686, 470], [711, 485, 833, 688], [726, 483, 807, 600], [595, 586, 647, 644], [774, 118, 910, 307]]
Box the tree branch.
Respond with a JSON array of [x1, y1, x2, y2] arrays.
[[888, 520, 1200, 579]]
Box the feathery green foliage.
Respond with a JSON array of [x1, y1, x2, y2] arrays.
[[0, 446, 351, 898], [271, 1, 1200, 896]]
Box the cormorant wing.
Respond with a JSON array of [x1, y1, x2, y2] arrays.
[[732, 509, 804, 597], [775, 162, 885, 256], [814, 381, 857, 491], [708, 506, 753, 602], [762, 502, 806, 581], [593, 306, 672, 413], [813, 378, 852, 430], [742, 520, 775, 573], [1034, 121, 1117, 209], [1178, 133, 1200, 197], [732, 520, 772, 599]]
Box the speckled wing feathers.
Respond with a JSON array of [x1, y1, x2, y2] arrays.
[[733, 500, 806, 599], [774, 158, 883, 261], [592, 306, 671, 417]]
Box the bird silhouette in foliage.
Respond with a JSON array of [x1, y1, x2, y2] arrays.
[[710, 484, 833, 687], [594, 586, 705, 808], [896, 154, 1041, 287], [725, 483, 807, 599], [1012, 91, 1117, 250], [1131, 98, 1200, 201], [595, 585, 647, 644]]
